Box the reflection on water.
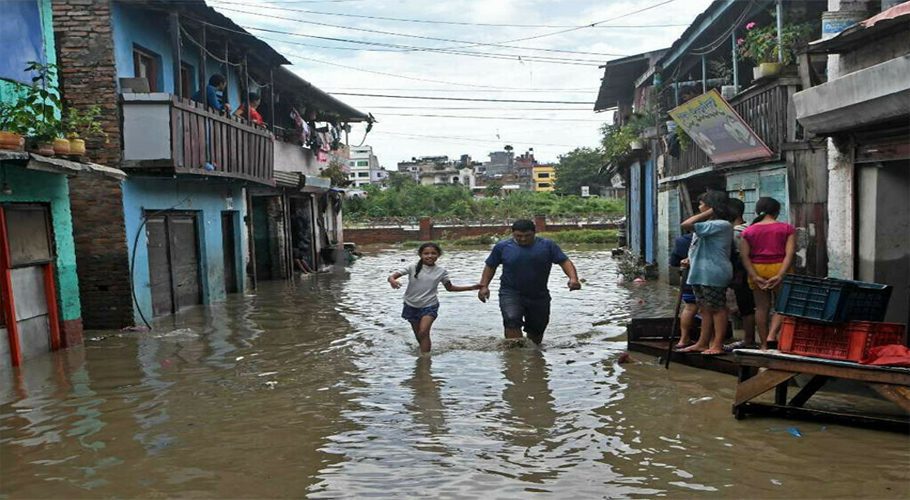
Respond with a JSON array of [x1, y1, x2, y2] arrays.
[[1, 247, 908, 498]]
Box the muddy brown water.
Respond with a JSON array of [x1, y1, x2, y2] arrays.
[[1, 247, 908, 498]]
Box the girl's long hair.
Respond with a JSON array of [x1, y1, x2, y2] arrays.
[[752, 197, 782, 225], [415, 242, 442, 278]]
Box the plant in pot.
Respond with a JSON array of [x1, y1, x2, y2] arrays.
[[708, 59, 737, 99], [18, 61, 65, 155], [64, 105, 106, 157], [0, 102, 28, 151], [737, 18, 813, 79]]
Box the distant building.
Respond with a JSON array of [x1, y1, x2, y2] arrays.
[[348, 146, 380, 187], [533, 165, 556, 192]]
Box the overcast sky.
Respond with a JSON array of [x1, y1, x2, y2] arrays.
[[209, 0, 714, 167]]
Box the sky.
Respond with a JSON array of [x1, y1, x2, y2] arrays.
[[208, 0, 715, 167]]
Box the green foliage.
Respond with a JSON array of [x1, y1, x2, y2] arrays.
[[64, 105, 106, 141], [484, 179, 503, 197], [600, 112, 654, 168], [553, 147, 608, 196], [0, 62, 64, 142], [538, 229, 618, 244], [344, 183, 623, 222], [737, 19, 813, 65], [322, 159, 353, 187]]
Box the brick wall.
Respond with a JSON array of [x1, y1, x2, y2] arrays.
[[345, 219, 618, 245], [53, 0, 134, 328]]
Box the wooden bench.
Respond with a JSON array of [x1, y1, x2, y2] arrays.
[[732, 349, 910, 433]]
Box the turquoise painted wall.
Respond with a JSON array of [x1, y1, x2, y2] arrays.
[[122, 177, 247, 323], [0, 0, 58, 108], [111, 3, 242, 106], [726, 164, 790, 222], [0, 164, 81, 321]]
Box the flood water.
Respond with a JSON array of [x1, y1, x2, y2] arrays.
[[2, 247, 908, 498]]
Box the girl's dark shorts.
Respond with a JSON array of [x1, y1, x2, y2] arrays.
[[692, 285, 727, 310], [402, 303, 439, 323]]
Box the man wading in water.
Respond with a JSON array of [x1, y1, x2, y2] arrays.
[[478, 219, 582, 345]]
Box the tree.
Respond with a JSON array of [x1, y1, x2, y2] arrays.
[[553, 147, 608, 196], [484, 179, 503, 197], [322, 160, 352, 187], [386, 171, 416, 189]]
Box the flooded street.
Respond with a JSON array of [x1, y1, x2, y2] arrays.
[[2, 247, 908, 498]]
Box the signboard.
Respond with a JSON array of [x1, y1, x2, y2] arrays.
[[668, 89, 773, 164], [581, 186, 590, 197]]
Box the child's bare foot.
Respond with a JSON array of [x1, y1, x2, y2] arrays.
[[674, 340, 692, 349], [702, 348, 724, 356], [677, 344, 707, 353]]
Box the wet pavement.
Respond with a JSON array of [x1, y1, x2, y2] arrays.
[[1, 246, 908, 498]]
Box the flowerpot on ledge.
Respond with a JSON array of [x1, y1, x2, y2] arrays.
[[53, 137, 71, 155], [754, 62, 782, 79], [721, 85, 739, 100], [0, 131, 24, 151], [630, 140, 643, 150], [29, 139, 56, 156], [69, 138, 86, 156]]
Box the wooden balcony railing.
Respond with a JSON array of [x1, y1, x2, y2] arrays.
[[121, 94, 274, 185], [662, 76, 802, 180]]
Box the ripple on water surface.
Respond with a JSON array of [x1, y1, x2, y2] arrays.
[[1, 247, 908, 498]]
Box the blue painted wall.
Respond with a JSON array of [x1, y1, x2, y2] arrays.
[[110, 2, 242, 106], [0, 0, 57, 110], [644, 159, 656, 263], [122, 177, 247, 323]]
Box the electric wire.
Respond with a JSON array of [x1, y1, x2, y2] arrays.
[[373, 112, 604, 122], [328, 92, 595, 104], [210, 0, 689, 30]]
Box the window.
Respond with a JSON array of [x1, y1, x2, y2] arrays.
[[358, 172, 369, 178], [538, 183, 551, 188], [356, 160, 369, 167], [0, 1, 44, 83], [180, 62, 195, 96], [133, 46, 160, 92], [348, 161, 355, 167], [4, 204, 53, 266], [538, 172, 550, 179]]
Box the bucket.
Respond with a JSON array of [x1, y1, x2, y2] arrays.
[[821, 10, 867, 39]]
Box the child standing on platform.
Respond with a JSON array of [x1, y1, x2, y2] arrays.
[[678, 191, 734, 356], [740, 197, 797, 350], [388, 243, 481, 353]]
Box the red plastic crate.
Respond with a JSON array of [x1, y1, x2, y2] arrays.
[[779, 316, 907, 362]]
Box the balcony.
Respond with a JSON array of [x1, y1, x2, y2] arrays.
[[663, 76, 803, 180], [121, 93, 274, 185]]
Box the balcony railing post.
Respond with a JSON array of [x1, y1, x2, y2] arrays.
[[169, 12, 182, 99]]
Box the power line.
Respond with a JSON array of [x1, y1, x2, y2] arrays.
[[363, 106, 594, 111], [374, 112, 604, 122], [283, 53, 595, 90], [327, 87, 594, 93], [373, 131, 582, 149], [211, 0, 689, 29], [214, 6, 630, 57], [329, 92, 596, 104]]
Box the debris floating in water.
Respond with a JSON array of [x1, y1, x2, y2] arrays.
[[787, 427, 802, 438]]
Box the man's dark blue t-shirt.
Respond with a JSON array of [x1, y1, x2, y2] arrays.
[[485, 237, 568, 296]]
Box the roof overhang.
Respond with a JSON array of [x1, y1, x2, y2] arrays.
[[1, 151, 127, 179], [594, 49, 666, 112], [805, 2, 910, 54]]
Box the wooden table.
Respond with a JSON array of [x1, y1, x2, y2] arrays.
[[732, 349, 910, 433]]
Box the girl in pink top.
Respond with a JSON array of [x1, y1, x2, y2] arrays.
[[740, 197, 797, 349]]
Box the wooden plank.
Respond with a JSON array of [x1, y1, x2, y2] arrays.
[[735, 351, 910, 386], [738, 402, 910, 433], [788, 375, 828, 407], [870, 384, 910, 414], [734, 369, 797, 406]]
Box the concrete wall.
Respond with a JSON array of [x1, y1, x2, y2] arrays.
[[0, 0, 56, 104], [121, 177, 247, 323], [0, 166, 81, 324], [274, 139, 325, 175], [110, 2, 242, 105]]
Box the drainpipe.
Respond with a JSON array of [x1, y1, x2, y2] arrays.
[[701, 55, 707, 93], [731, 32, 739, 90], [776, 0, 784, 63]]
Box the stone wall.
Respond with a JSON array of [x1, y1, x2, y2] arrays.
[[53, 0, 134, 328]]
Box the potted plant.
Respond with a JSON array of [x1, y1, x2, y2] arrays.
[[64, 105, 105, 156], [737, 19, 813, 79], [0, 102, 27, 151], [708, 59, 738, 99], [10, 62, 65, 155]]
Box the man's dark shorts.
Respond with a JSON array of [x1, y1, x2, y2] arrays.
[[499, 288, 551, 343], [402, 303, 439, 323]]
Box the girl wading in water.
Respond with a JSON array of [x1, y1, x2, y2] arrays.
[[388, 243, 481, 353]]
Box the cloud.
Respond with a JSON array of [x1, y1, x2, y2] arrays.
[[210, 0, 713, 167]]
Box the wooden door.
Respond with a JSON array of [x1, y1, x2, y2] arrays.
[[146, 216, 173, 316], [146, 212, 201, 317], [222, 212, 238, 294]]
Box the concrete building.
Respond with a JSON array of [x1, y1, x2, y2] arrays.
[[347, 145, 379, 187], [532, 165, 556, 192], [793, 0, 910, 324]]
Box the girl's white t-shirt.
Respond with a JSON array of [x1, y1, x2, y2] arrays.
[[396, 263, 450, 308]]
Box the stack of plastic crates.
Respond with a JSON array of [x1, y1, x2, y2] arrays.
[[775, 275, 906, 362]]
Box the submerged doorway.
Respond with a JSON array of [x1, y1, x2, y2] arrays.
[[146, 211, 202, 317]]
